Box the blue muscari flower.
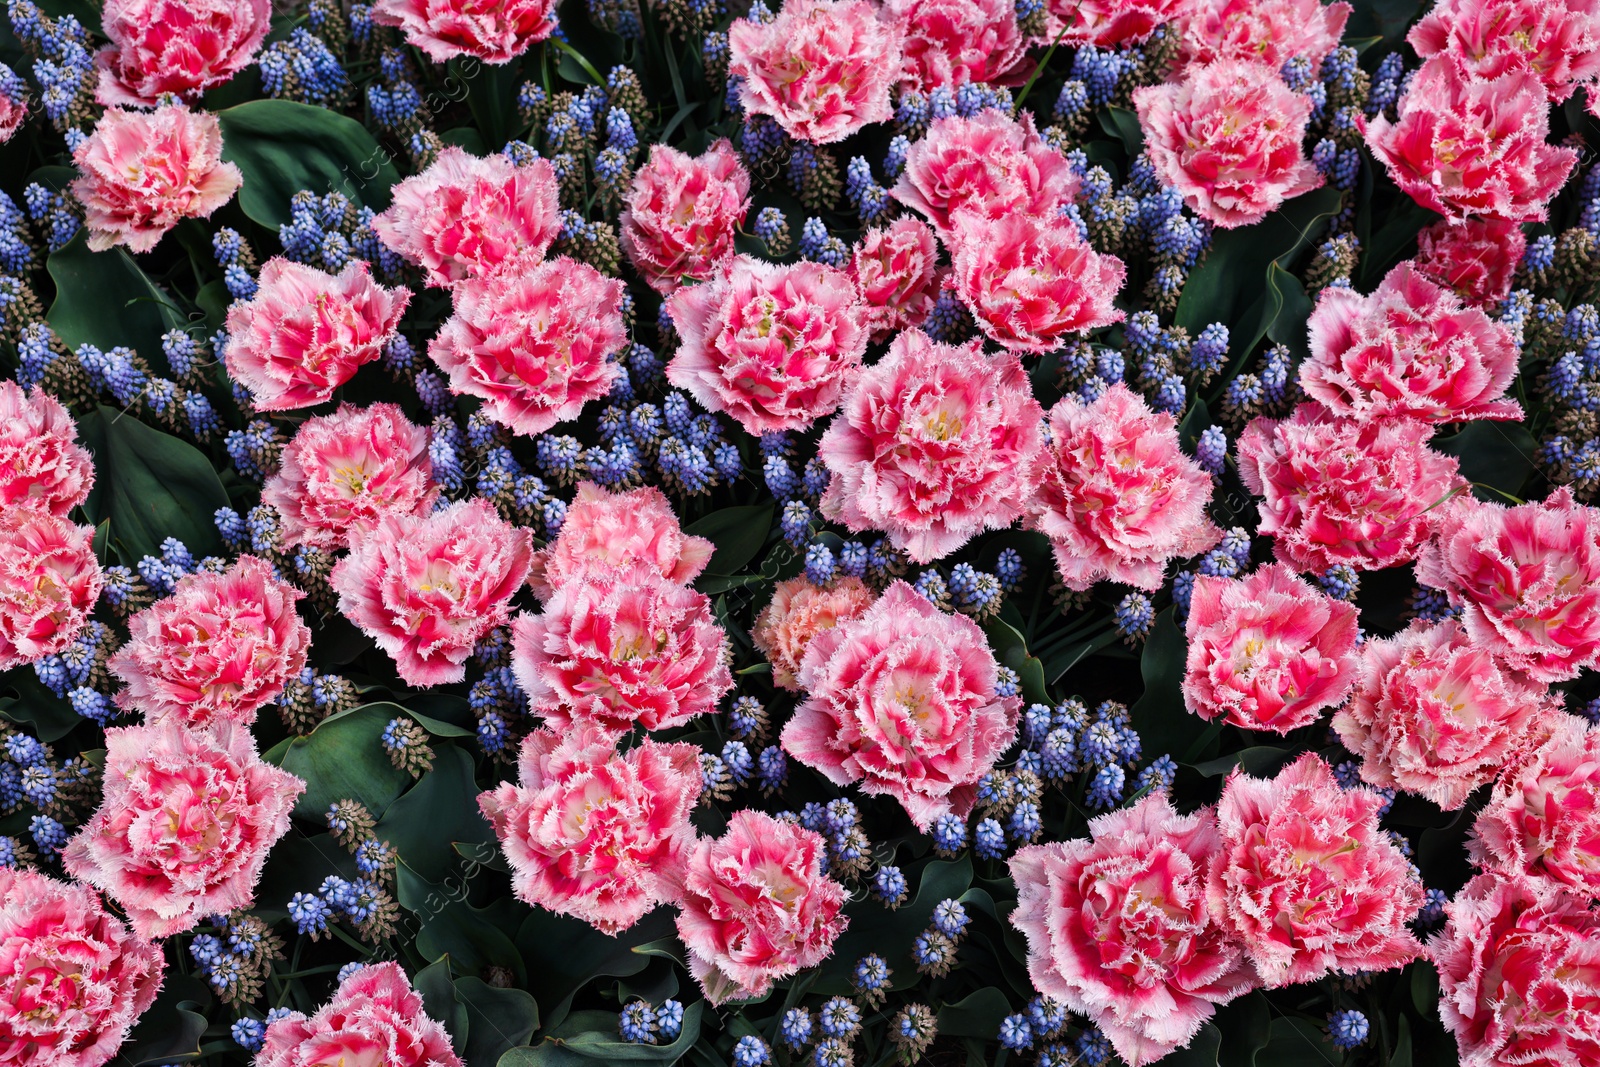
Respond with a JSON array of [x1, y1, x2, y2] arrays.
[[30, 814, 66, 855], [1028, 996, 1068, 1039], [1135, 754, 1178, 794], [1369, 52, 1404, 114], [973, 817, 1007, 859], [1076, 1027, 1114, 1066], [854, 954, 891, 992], [619, 1001, 657, 1043], [781, 500, 813, 546], [831, 541, 867, 579], [1189, 322, 1229, 375], [922, 287, 968, 344], [721, 740, 753, 787], [780, 1009, 814, 1048], [6, 734, 45, 767], [1022, 703, 1054, 746], [259, 29, 349, 107], [287, 890, 331, 934], [1419, 887, 1448, 925], [1328, 1010, 1370, 1049], [732, 1037, 770, 1067], [1033, 729, 1072, 789], [1172, 569, 1197, 618], [355, 839, 393, 876], [1317, 564, 1360, 600], [1114, 592, 1155, 641], [231, 1018, 267, 1051], [805, 542, 837, 585], [1261, 346, 1292, 405], [33, 656, 68, 698], [932, 812, 968, 853], [927, 85, 957, 120], [874, 864, 909, 905], [1087, 764, 1126, 809], [1195, 425, 1228, 476], [896, 90, 929, 132], [819, 998, 861, 1038], [652, 999, 683, 1041], [998, 1015, 1034, 1051], [798, 216, 844, 266], [752, 206, 787, 247], [18, 765, 55, 808], [1050, 83, 1090, 134], [68, 686, 112, 725], [845, 156, 891, 224], [1524, 234, 1557, 273], [1008, 799, 1041, 841], [932, 899, 969, 938], [982, 553, 1022, 597], [177, 384, 217, 432]]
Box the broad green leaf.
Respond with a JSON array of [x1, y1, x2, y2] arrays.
[[377, 746, 494, 883], [0, 672, 81, 742], [1264, 263, 1313, 363], [76, 407, 230, 564], [686, 504, 773, 577], [1176, 187, 1344, 371], [1434, 422, 1538, 501], [502, 1003, 703, 1065], [1097, 106, 1144, 156], [264, 704, 414, 820], [252, 833, 360, 923], [415, 957, 471, 1056], [1189, 746, 1297, 779], [218, 100, 400, 228], [398, 862, 528, 982], [981, 617, 1050, 706], [121, 974, 211, 1066], [816, 857, 974, 994], [516, 908, 674, 1033], [1164, 1023, 1222, 1067], [458, 976, 541, 1066], [1129, 609, 1211, 760], [47, 230, 186, 360], [937, 988, 1013, 1040], [1254, 1016, 1336, 1067]]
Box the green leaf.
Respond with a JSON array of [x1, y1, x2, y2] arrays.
[[1189, 746, 1297, 779], [1213, 992, 1272, 1067], [686, 504, 774, 577], [1264, 263, 1313, 363], [399, 862, 529, 982], [1411, 961, 1440, 1017], [1129, 609, 1211, 760], [1164, 1023, 1222, 1067], [1434, 422, 1538, 501], [377, 745, 494, 883], [415, 957, 471, 1056], [252, 833, 359, 923], [1176, 187, 1344, 369], [507, 1003, 703, 1064], [937, 988, 1013, 1040], [1391, 1015, 1413, 1067], [817, 857, 973, 994], [516, 909, 674, 1033], [1255, 1017, 1337, 1067], [218, 100, 400, 228], [47, 230, 185, 360], [1097, 106, 1144, 156], [458, 976, 541, 1066], [76, 407, 230, 564], [0, 672, 82, 742], [263, 704, 415, 821], [121, 974, 211, 1066], [982, 617, 1050, 706]]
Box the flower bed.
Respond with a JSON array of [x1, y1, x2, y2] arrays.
[[0, 0, 1594, 1064]]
